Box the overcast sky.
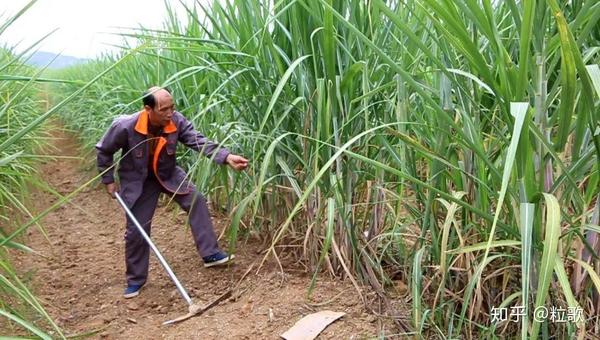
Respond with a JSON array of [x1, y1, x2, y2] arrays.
[[0, 0, 195, 59]]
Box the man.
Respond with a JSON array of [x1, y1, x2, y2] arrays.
[[96, 87, 248, 298]]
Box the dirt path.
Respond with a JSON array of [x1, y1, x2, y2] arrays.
[[9, 126, 385, 339]]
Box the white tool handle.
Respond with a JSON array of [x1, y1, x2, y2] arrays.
[[115, 192, 192, 305]]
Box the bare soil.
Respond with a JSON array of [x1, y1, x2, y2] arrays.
[[6, 127, 398, 339]]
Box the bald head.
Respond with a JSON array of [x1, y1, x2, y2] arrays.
[[143, 87, 174, 127], [142, 87, 171, 109]]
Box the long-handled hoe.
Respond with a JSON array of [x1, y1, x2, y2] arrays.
[[115, 192, 231, 325]]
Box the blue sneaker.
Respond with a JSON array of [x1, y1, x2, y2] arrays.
[[203, 251, 235, 268], [123, 284, 143, 298]]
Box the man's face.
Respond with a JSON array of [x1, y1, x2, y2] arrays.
[[146, 89, 174, 127]]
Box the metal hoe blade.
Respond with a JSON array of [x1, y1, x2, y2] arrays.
[[163, 290, 232, 325]]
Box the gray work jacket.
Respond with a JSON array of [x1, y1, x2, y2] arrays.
[[95, 110, 230, 207]]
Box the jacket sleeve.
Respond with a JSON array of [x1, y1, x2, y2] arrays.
[[178, 116, 230, 164], [95, 118, 127, 184]]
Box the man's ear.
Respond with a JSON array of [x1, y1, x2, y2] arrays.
[[144, 105, 153, 112]]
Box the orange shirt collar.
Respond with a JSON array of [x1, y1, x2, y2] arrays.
[[134, 109, 177, 135]]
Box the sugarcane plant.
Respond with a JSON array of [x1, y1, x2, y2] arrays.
[[50, 0, 600, 338]]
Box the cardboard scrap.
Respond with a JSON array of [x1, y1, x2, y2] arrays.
[[280, 310, 346, 340]]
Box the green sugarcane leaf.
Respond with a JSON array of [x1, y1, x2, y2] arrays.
[[531, 193, 561, 340]]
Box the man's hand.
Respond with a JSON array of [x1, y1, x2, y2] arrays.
[[106, 182, 119, 198], [226, 154, 249, 171]]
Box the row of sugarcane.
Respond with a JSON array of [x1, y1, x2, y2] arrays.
[[4, 0, 600, 338]]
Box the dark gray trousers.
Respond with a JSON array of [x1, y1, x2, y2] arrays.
[[124, 175, 220, 286]]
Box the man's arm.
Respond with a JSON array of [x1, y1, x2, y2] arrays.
[[95, 118, 127, 187], [178, 117, 231, 164]]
